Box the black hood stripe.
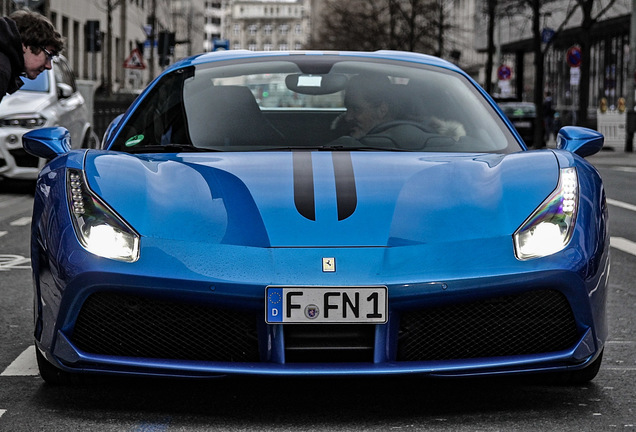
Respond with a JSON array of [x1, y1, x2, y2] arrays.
[[293, 152, 358, 221], [293, 152, 316, 221], [333, 152, 357, 221]]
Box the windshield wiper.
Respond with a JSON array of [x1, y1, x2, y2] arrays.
[[253, 144, 410, 152], [124, 144, 214, 153]]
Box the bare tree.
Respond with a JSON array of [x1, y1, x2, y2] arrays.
[[309, 0, 436, 53]]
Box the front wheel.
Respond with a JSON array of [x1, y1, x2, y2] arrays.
[[554, 350, 604, 385], [36, 346, 76, 385]]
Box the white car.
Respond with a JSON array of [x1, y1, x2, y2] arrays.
[[0, 55, 97, 180]]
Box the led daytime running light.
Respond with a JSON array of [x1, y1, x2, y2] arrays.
[[514, 167, 578, 260], [67, 169, 140, 262]]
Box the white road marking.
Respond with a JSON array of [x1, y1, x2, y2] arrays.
[[607, 198, 636, 213], [9, 217, 31, 226], [0, 254, 31, 271], [0, 231, 7, 238], [611, 166, 636, 173], [0, 346, 38, 376], [0, 409, 5, 418], [610, 237, 636, 256]]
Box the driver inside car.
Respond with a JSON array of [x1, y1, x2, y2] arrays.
[[341, 74, 404, 138], [331, 74, 465, 150]]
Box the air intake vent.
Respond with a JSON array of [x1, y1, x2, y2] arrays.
[[72, 292, 260, 362], [284, 324, 375, 363], [397, 289, 578, 361]]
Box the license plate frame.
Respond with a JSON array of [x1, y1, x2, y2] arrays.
[[265, 286, 387, 324]]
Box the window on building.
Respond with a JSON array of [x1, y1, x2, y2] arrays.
[[265, 24, 272, 35], [279, 24, 288, 35], [249, 25, 258, 35]]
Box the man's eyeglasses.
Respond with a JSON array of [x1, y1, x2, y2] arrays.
[[41, 47, 57, 61]]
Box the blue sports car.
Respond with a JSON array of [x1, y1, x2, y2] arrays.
[[23, 50, 609, 385]]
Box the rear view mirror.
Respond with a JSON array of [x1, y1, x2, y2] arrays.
[[285, 73, 348, 95]]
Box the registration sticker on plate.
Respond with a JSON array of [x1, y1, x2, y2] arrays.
[[266, 286, 387, 324]]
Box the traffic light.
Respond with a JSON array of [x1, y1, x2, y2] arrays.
[[158, 31, 175, 67], [84, 20, 101, 52]]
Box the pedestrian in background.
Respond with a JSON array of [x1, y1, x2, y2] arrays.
[[543, 91, 555, 145], [0, 9, 64, 104]]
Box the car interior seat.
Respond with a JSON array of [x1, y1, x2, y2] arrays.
[[185, 85, 285, 147]]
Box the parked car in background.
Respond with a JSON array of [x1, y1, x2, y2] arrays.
[[0, 55, 97, 181], [24, 50, 608, 386], [498, 101, 536, 147]]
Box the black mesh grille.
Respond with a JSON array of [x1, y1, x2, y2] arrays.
[[397, 289, 579, 361], [72, 292, 260, 362]]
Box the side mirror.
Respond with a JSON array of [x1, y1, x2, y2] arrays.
[[556, 126, 604, 158], [23, 127, 71, 160], [57, 82, 73, 99]]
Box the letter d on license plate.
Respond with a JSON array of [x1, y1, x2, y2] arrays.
[[266, 286, 387, 324]]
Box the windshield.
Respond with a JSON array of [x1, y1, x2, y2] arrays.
[[19, 71, 50, 92], [110, 56, 520, 154]]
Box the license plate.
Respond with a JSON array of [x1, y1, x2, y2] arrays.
[[266, 286, 387, 324], [513, 121, 532, 128]]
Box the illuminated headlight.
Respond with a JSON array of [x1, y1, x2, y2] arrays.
[[1, 114, 47, 129], [514, 167, 578, 260], [67, 169, 139, 262]]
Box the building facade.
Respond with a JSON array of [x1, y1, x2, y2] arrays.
[[224, 0, 310, 51], [474, 0, 632, 125]]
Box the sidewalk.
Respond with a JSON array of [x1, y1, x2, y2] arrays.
[[544, 135, 636, 166], [588, 147, 636, 166]]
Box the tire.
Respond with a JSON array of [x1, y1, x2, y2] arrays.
[[35, 346, 76, 385], [554, 349, 604, 385]]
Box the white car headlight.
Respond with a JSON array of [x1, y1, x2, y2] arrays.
[[67, 169, 140, 262], [1, 114, 47, 129], [514, 167, 578, 260]]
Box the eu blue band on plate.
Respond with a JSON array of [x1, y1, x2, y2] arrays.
[[267, 288, 283, 323]]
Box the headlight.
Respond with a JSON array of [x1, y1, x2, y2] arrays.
[[513, 167, 578, 260], [67, 169, 140, 262], [1, 114, 47, 129]]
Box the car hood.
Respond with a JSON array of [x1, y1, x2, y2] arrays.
[[84, 151, 559, 248], [0, 90, 52, 115]]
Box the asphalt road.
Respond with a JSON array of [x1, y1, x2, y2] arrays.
[[0, 150, 634, 431]]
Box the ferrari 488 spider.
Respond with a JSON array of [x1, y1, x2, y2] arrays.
[[23, 50, 609, 385]]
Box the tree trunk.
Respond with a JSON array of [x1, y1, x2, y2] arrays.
[[531, 0, 546, 148], [484, 0, 496, 94]]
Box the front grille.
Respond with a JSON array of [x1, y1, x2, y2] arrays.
[[397, 289, 578, 361], [72, 292, 260, 362], [284, 324, 375, 363], [9, 148, 39, 168]]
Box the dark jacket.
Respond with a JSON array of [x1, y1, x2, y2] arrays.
[[0, 17, 24, 101]]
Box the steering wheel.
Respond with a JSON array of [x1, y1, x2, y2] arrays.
[[367, 120, 434, 135]]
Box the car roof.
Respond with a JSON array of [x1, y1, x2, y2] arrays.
[[169, 50, 463, 74]]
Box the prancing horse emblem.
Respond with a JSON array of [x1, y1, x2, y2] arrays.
[[322, 257, 336, 272]]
